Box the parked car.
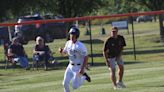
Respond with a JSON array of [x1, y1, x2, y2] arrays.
[[0, 26, 14, 41], [14, 15, 67, 44], [43, 15, 67, 40], [136, 16, 153, 23], [0, 27, 9, 40]]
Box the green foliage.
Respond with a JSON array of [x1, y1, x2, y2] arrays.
[[128, 0, 164, 11], [0, 0, 105, 21], [0, 0, 164, 21]]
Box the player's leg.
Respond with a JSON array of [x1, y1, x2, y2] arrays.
[[117, 56, 124, 82], [116, 56, 126, 88], [71, 64, 89, 89], [71, 63, 91, 89], [108, 58, 117, 89], [72, 71, 86, 89], [63, 67, 73, 92]]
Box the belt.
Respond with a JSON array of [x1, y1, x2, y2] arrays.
[[71, 63, 81, 66]]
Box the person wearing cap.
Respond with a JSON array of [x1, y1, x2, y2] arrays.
[[8, 37, 29, 69], [103, 26, 126, 90], [59, 27, 91, 92]]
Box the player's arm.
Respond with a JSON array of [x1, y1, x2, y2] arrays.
[[119, 36, 126, 53], [59, 41, 68, 56], [103, 49, 110, 67], [103, 39, 110, 67], [59, 47, 67, 56], [79, 44, 88, 74], [79, 55, 88, 74]]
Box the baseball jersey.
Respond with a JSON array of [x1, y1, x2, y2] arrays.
[[103, 35, 126, 58], [63, 40, 87, 64]]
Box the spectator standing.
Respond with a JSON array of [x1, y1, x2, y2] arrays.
[[103, 26, 126, 89]]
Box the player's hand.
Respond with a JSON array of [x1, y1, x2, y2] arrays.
[[79, 69, 84, 75], [59, 47, 63, 53]]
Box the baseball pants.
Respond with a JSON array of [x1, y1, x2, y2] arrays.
[[63, 64, 86, 92]]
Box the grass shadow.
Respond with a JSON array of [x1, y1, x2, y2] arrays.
[[89, 48, 164, 57], [124, 49, 164, 55], [144, 85, 164, 87], [124, 61, 142, 65], [81, 39, 104, 44], [0, 53, 142, 70], [88, 53, 103, 57], [88, 61, 142, 67]]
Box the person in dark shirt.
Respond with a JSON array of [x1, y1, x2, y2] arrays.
[[33, 36, 53, 70], [103, 26, 126, 90], [8, 37, 29, 69]]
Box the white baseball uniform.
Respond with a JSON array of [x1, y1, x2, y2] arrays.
[[62, 40, 87, 92]]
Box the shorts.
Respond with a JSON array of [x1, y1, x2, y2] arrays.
[[107, 56, 124, 69]]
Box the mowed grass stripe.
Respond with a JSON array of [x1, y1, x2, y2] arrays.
[[0, 70, 65, 86], [0, 81, 62, 92], [1, 63, 164, 92], [73, 71, 164, 92], [75, 65, 164, 92]]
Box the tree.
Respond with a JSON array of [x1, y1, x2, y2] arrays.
[[128, 0, 164, 41], [128, 0, 164, 11], [0, 0, 105, 20], [52, 0, 105, 18], [0, 0, 41, 21]]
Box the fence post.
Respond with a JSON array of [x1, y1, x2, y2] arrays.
[[159, 14, 164, 42], [100, 23, 106, 35], [8, 26, 12, 41], [131, 16, 136, 60], [88, 20, 94, 65]]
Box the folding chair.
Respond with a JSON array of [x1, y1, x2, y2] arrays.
[[32, 54, 48, 70], [32, 53, 57, 70], [3, 40, 19, 69], [5, 55, 19, 69], [3, 40, 12, 69]]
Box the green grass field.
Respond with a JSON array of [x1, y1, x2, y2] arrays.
[[0, 21, 164, 92]]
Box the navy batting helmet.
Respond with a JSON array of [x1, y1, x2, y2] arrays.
[[68, 27, 80, 38]]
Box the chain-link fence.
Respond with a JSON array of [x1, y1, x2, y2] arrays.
[[0, 11, 164, 68]]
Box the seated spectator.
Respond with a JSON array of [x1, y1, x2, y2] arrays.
[[8, 37, 30, 69], [33, 36, 57, 70]]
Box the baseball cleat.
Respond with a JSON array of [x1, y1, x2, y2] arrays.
[[83, 73, 91, 82]]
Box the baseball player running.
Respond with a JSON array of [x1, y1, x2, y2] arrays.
[[59, 27, 91, 92]]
